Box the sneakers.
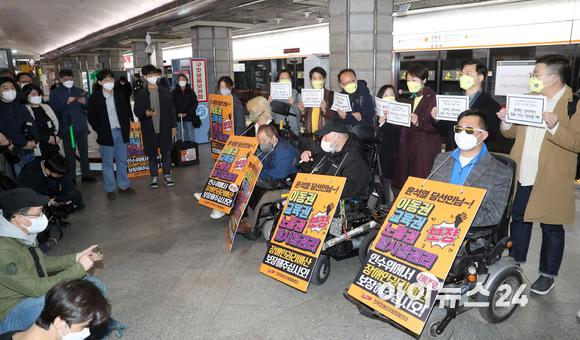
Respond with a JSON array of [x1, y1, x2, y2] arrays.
[[150, 178, 159, 189], [210, 209, 226, 219], [530, 275, 555, 295], [193, 192, 202, 200], [164, 177, 175, 187]]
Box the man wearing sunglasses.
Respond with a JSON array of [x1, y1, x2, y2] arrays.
[[429, 109, 512, 228]]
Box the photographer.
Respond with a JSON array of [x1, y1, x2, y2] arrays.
[[17, 154, 83, 232], [0, 77, 38, 181]]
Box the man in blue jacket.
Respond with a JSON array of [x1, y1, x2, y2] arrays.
[[49, 69, 96, 183], [333, 69, 375, 126], [237, 124, 300, 234]]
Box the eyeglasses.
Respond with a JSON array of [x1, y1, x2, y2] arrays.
[[454, 125, 484, 134]]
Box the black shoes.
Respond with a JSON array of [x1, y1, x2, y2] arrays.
[[81, 176, 97, 183], [530, 275, 555, 295]]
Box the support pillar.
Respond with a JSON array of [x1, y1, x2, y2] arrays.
[[190, 26, 233, 94], [131, 42, 164, 71], [98, 50, 124, 71], [329, 0, 393, 95]]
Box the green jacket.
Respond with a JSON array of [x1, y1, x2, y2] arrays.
[[0, 234, 85, 322]]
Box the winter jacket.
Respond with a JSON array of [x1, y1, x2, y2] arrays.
[[18, 157, 76, 203], [134, 86, 177, 155], [48, 85, 89, 132], [259, 137, 301, 182], [0, 101, 38, 155], [333, 80, 375, 126], [172, 85, 199, 126]]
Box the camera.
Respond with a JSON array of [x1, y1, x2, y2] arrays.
[[22, 121, 34, 141], [49, 195, 86, 218]]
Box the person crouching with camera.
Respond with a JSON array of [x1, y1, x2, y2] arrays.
[[0, 76, 38, 181], [17, 154, 84, 249]]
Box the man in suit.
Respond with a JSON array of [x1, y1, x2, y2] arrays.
[[431, 60, 501, 151], [429, 109, 512, 227]]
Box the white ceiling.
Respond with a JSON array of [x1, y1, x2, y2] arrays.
[[0, 0, 175, 58]]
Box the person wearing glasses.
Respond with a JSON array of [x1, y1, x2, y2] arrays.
[[428, 109, 511, 227], [0, 188, 104, 334], [333, 68, 374, 126]]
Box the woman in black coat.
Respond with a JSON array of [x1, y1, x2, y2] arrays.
[[376, 85, 400, 209], [134, 67, 177, 186], [172, 74, 199, 142]]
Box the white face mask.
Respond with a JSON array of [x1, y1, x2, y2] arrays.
[[220, 88, 231, 96], [321, 135, 338, 153], [146, 76, 157, 85], [454, 131, 482, 151], [30, 96, 42, 105], [1, 90, 17, 102], [179, 81, 187, 87], [63, 80, 74, 88], [103, 82, 115, 91], [120, 82, 126, 85], [22, 214, 49, 234], [58, 324, 91, 340]]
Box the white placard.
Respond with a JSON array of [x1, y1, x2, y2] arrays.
[[494, 61, 536, 96], [436, 95, 469, 122], [270, 82, 292, 100], [506, 94, 547, 128], [375, 97, 390, 118], [301, 89, 324, 108], [331, 92, 352, 112], [387, 102, 412, 127]]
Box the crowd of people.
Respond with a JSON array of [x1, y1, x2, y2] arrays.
[[0, 51, 579, 339]]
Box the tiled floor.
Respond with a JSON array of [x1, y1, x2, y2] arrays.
[[50, 143, 580, 340]]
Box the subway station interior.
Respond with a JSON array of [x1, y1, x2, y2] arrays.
[[2, 0, 580, 339]]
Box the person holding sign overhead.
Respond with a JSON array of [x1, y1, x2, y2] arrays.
[[390, 64, 442, 192], [430, 59, 501, 151], [298, 67, 334, 134], [333, 69, 374, 126], [497, 54, 580, 295], [268, 69, 301, 135]]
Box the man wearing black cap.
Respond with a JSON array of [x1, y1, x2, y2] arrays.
[[300, 117, 371, 198], [0, 188, 102, 334]]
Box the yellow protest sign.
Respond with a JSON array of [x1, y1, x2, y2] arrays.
[[126, 122, 161, 177], [209, 94, 234, 159], [199, 136, 259, 214], [260, 173, 346, 292], [347, 177, 486, 335], [226, 154, 263, 251]]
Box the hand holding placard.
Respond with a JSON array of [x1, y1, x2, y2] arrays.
[[301, 89, 324, 108], [331, 92, 352, 112], [270, 82, 292, 100], [505, 94, 547, 128], [435, 95, 469, 122], [387, 101, 412, 127]]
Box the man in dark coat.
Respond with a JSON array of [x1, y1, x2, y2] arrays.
[[87, 70, 136, 200], [333, 69, 375, 126], [431, 59, 501, 151], [300, 117, 370, 198], [134, 65, 177, 189], [114, 76, 133, 105]]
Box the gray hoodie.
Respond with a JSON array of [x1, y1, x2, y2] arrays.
[[0, 209, 37, 245]]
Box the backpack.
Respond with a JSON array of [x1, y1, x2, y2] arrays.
[[567, 93, 580, 179]]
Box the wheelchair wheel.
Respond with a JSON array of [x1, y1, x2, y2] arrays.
[[359, 229, 379, 263], [310, 254, 330, 286], [262, 219, 275, 242], [419, 307, 455, 340], [476, 268, 522, 324]]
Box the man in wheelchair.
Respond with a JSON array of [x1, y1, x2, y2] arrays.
[[237, 124, 300, 235]]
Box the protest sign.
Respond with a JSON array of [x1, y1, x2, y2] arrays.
[[270, 82, 292, 100], [301, 89, 324, 108], [209, 94, 234, 159], [347, 177, 486, 335], [199, 136, 259, 214], [126, 122, 160, 177], [387, 102, 412, 127], [226, 154, 263, 251], [375, 97, 390, 118], [506, 94, 547, 128], [260, 173, 345, 292], [436, 95, 469, 122], [331, 92, 352, 112]]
